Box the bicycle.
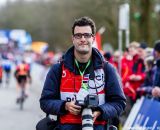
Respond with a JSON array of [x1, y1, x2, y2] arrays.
[[16, 77, 27, 110]]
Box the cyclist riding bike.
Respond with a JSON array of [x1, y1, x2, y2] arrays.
[[2, 59, 12, 86], [14, 61, 31, 103]]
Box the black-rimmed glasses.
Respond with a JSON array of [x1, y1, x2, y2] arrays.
[[73, 33, 93, 39]]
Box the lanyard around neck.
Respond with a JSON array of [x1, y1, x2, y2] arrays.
[[75, 59, 91, 90], [75, 59, 91, 76]]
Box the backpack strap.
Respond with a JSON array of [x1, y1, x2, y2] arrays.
[[103, 61, 108, 81]]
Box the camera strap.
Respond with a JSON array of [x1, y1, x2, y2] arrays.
[[75, 59, 91, 90]]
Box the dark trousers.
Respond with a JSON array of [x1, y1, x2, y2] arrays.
[[58, 124, 105, 130]]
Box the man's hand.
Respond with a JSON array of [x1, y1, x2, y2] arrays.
[[129, 75, 141, 81], [93, 111, 101, 122], [65, 101, 82, 115], [152, 86, 160, 97]]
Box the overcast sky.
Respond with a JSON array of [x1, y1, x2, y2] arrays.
[[0, 0, 15, 6], [0, 0, 35, 6], [0, 0, 8, 6]]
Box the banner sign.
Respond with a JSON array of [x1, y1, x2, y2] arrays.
[[0, 30, 10, 44], [0, 29, 32, 48], [123, 97, 160, 130]]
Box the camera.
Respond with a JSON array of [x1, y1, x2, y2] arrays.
[[75, 94, 99, 108], [75, 94, 118, 130], [76, 94, 99, 130]]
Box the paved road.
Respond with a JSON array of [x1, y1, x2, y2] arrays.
[[0, 63, 48, 130]]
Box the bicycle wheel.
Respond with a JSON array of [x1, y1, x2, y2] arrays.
[[19, 88, 25, 110]]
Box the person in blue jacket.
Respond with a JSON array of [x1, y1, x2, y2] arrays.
[[40, 16, 126, 130], [152, 40, 160, 97]]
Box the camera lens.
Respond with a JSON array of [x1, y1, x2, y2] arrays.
[[82, 108, 93, 130]]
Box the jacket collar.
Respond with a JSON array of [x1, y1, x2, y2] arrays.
[[62, 46, 105, 72]]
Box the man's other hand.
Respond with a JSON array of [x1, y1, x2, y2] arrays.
[[65, 101, 82, 115], [93, 111, 101, 122]]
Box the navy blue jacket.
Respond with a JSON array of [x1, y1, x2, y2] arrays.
[[153, 59, 160, 86], [40, 46, 126, 121]]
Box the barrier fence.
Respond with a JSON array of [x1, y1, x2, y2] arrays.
[[123, 96, 160, 130]]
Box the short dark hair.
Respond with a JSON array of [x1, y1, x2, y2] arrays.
[[154, 40, 160, 52], [72, 16, 96, 35]]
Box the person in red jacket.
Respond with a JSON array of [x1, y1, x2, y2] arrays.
[[124, 42, 146, 101], [14, 60, 31, 102], [112, 50, 130, 85]]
